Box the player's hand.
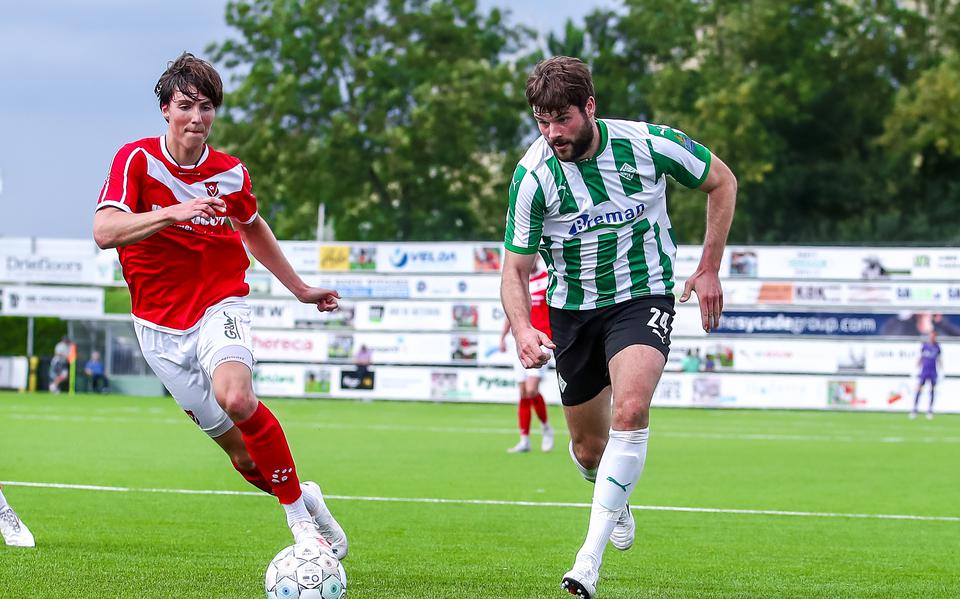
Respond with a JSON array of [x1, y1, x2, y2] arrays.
[[165, 197, 227, 222], [297, 287, 341, 312], [499, 339, 508, 353], [680, 269, 723, 332], [514, 326, 555, 368]]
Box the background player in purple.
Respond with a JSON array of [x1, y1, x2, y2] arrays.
[[912, 331, 942, 420]]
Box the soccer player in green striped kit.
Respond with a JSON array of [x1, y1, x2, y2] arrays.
[[501, 56, 737, 598]]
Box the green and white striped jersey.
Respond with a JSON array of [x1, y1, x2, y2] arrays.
[[504, 118, 712, 310]]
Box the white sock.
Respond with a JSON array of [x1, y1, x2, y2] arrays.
[[0, 488, 8, 511], [300, 484, 319, 515], [568, 440, 597, 483], [576, 428, 649, 566], [283, 497, 313, 527]]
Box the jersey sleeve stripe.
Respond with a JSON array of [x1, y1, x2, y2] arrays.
[[236, 211, 259, 225], [95, 200, 133, 214], [119, 148, 145, 205], [648, 136, 711, 189], [505, 168, 545, 253]]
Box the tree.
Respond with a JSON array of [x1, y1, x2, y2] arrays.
[[550, 0, 947, 244], [209, 0, 531, 240]]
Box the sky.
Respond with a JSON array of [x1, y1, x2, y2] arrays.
[[0, 0, 616, 240]]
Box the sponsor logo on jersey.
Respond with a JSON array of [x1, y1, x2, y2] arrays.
[[205, 181, 220, 197], [568, 202, 647, 236], [674, 131, 697, 154], [618, 163, 639, 181], [223, 312, 240, 340]]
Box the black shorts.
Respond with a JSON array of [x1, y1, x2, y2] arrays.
[[550, 295, 675, 407]]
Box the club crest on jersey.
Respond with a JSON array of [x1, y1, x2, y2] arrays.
[[568, 202, 646, 236], [205, 181, 220, 197]]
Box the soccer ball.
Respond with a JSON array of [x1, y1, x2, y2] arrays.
[[265, 541, 347, 599]]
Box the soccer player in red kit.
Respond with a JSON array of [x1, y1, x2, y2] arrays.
[[93, 53, 347, 555], [500, 257, 554, 453]]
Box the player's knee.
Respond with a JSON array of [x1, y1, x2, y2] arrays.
[[219, 387, 258, 422], [571, 438, 605, 471], [233, 455, 256, 472], [613, 398, 650, 429]]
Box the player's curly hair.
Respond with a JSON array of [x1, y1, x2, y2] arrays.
[[525, 56, 594, 114], [155, 52, 223, 109]]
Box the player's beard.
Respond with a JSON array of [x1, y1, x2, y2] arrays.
[[549, 116, 595, 162]]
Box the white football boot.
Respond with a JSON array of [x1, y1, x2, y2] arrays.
[[541, 423, 555, 452], [289, 520, 333, 551], [507, 437, 531, 453], [301, 481, 349, 559], [560, 557, 599, 599], [609, 503, 635, 550], [0, 507, 35, 548]]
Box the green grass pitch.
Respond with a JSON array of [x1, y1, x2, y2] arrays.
[[1, 392, 958, 597]]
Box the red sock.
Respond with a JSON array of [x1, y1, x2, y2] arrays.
[[235, 402, 302, 504], [518, 397, 532, 435], [531, 393, 548, 424], [232, 460, 274, 495]]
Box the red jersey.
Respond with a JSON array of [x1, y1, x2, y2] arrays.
[[96, 137, 258, 332], [530, 269, 551, 337]]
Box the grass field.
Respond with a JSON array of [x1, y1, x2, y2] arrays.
[[1, 392, 958, 598]]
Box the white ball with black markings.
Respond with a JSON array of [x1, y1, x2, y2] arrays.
[[265, 541, 346, 599]]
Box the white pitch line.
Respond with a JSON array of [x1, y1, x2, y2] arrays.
[[3, 480, 959, 523]]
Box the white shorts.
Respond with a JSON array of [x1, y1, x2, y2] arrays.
[[514, 355, 550, 382], [135, 297, 254, 438]]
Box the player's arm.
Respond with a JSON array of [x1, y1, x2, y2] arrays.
[[233, 215, 339, 312], [499, 314, 512, 352], [502, 250, 554, 368], [679, 154, 737, 332], [93, 199, 226, 249]]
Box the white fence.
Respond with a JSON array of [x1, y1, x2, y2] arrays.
[[2, 238, 958, 412]]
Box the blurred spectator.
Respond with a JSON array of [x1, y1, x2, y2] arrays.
[[703, 353, 717, 372], [911, 331, 942, 420], [681, 349, 702, 373], [353, 344, 373, 378], [48, 336, 70, 393], [84, 351, 109, 393]]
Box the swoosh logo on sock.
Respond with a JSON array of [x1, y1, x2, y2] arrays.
[[606, 476, 631, 492]]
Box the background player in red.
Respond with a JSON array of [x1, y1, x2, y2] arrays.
[[92, 53, 347, 555], [500, 257, 554, 453]]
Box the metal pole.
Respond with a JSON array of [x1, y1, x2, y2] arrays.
[[105, 324, 113, 376], [316, 202, 326, 242], [26, 316, 34, 356]]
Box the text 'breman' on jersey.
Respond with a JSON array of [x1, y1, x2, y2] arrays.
[[505, 119, 711, 310]]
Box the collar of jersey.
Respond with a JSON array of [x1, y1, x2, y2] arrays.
[[577, 119, 608, 163], [159, 135, 210, 170]]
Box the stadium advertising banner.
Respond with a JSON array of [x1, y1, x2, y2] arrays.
[[251, 330, 329, 362], [669, 338, 960, 377], [250, 329, 518, 366], [726, 247, 960, 281], [348, 300, 506, 332], [281, 274, 501, 300], [714, 310, 960, 337], [354, 301, 449, 331], [0, 357, 29, 390], [720, 280, 960, 308], [378, 243, 477, 273], [0, 253, 115, 285], [252, 363, 560, 404], [0, 285, 104, 318], [249, 364, 960, 414]]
